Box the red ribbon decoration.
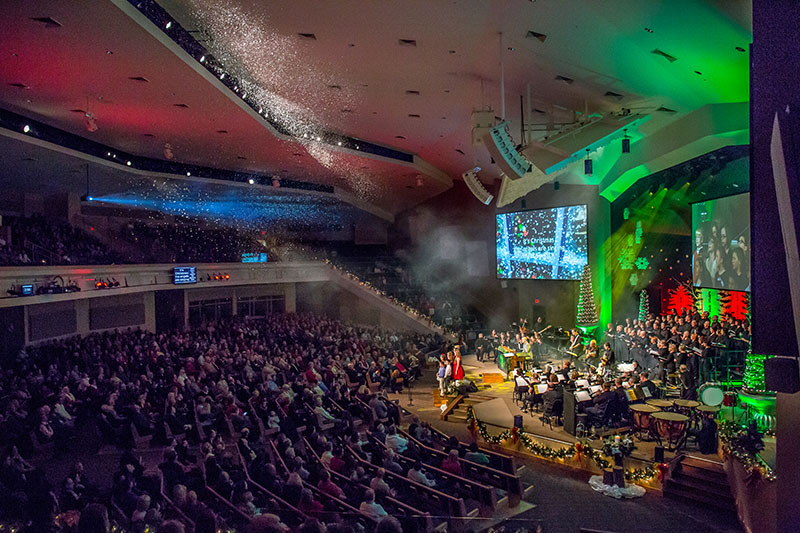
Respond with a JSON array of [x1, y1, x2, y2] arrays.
[[511, 426, 520, 444], [657, 462, 670, 482], [745, 466, 763, 485], [574, 442, 583, 462]]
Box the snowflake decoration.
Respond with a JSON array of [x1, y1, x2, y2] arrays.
[[635, 257, 650, 270], [623, 207, 630, 220], [635, 221, 643, 244], [629, 273, 639, 286]]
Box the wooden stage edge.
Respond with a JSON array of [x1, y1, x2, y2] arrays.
[[473, 419, 666, 492]]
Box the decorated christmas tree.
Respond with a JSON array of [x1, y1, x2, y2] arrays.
[[576, 264, 598, 326], [638, 289, 650, 321]]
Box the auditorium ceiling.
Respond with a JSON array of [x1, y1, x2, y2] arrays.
[[0, 0, 751, 215]]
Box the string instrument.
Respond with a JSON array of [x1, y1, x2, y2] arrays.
[[531, 325, 551, 344]]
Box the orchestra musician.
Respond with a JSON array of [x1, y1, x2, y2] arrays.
[[601, 341, 614, 365], [584, 339, 599, 364]]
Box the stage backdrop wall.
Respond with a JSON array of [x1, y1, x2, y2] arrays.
[[395, 181, 609, 332]]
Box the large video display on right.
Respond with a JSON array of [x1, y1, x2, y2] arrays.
[[692, 193, 750, 292]]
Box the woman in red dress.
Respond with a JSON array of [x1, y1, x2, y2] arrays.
[[452, 348, 465, 381]]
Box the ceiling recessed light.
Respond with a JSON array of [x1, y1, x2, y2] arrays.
[[173, 103, 189, 108], [455, 149, 465, 155], [651, 49, 678, 63], [348, 43, 355, 47], [30, 16, 62, 28], [405, 90, 420, 95], [694, 70, 703, 75], [735, 46, 746, 52], [216, 129, 228, 134], [408, 114, 420, 118], [448, 50, 456, 54], [399, 39, 417, 47], [327, 84, 342, 90], [444, 89, 450, 93], [554, 75, 574, 84], [395, 135, 406, 139], [8, 82, 29, 89], [105, 50, 113, 55], [128, 76, 149, 82], [237, 156, 247, 160], [526, 31, 547, 42], [298, 33, 317, 40]]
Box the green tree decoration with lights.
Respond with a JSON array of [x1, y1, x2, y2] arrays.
[[638, 290, 650, 321], [743, 354, 773, 394], [576, 264, 598, 326]]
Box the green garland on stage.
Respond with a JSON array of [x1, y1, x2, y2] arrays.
[[466, 407, 659, 482], [718, 421, 776, 482]]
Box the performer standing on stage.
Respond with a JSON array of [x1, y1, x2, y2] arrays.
[[452, 348, 465, 382]]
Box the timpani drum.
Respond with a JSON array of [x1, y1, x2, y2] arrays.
[[697, 404, 720, 416], [646, 398, 674, 409], [630, 403, 660, 440], [651, 411, 689, 451]]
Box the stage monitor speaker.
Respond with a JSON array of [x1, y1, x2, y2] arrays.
[[563, 391, 577, 435], [462, 167, 494, 205], [513, 415, 523, 428], [765, 356, 800, 393], [483, 122, 532, 180], [654, 446, 665, 463]]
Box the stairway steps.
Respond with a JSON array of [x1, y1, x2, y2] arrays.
[[665, 476, 735, 503], [679, 463, 728, 484], [448, 415, 468, 423], [664, 487, 736, 512], [663, 455, 736, 513]]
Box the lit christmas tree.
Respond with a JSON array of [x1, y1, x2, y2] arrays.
[[638, 289, 650, 321], [576, 264, 599, 326], [743, 354, 773, 394]]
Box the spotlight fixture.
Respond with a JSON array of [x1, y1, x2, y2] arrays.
[[272, 177, 280, 188], [621, 129, 630, 153], [165, 21, 172, 29], [126, 161, 132, 166], [248, 178, 255, 185], [200, 55, 205, 63], [22, 124, 30, 133], [84, 111, 98, 132], [186, 172, 191, 177], [337, 141, 342, 146], [584, 149, 592, 176]]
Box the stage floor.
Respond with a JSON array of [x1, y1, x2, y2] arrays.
[[386, 353, 728, 467]]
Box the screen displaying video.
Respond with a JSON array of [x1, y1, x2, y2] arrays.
[[692, 193, 750, 292], [496, 205, 588, 280]]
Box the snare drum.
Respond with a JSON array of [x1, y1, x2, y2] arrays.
[[699, 383, 724, 406], [651, 411, 689, 450]]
